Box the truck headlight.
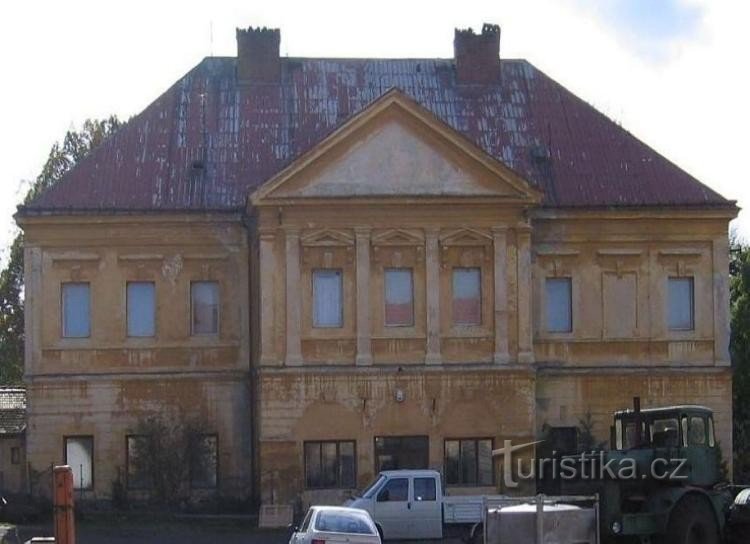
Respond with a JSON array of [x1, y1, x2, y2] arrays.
[[611, 521, 622, 534]]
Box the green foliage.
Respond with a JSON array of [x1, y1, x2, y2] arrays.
[[0, 116, 120, 384], [731, 240, 750, 481], [577, 410, 608, 452]]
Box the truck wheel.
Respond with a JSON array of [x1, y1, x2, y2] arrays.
[[376, 524, 384, 541], [666, 495, 719, 544]]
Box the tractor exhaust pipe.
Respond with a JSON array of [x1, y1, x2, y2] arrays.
[[633, 396, 642, 447]]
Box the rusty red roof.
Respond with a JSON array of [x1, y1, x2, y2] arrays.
[[21, 57, 733, 212]]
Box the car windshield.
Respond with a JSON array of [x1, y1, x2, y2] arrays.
[[360, 474, 386, 499], [315, 511, 375, 535]]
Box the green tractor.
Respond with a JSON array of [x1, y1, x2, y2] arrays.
[[555, 398, 736, 543]]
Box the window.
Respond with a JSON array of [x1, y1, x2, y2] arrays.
[[374, 435, 429, 472], [377, 478, 408, 502], [190, 434, 218, 488], [64, 436, 93, 490], [10, 447, 20, 465], [445, 438, 493, 486], [300, 508, 314, 532], [668, 277, 694, 330], [127, 282, 155, 337], [61, 283, 91, 338], [414, 477, 436, 501], [650, 418, 680, 448], [708, 417, 716, 447], [314, 510, 376, 535], [126, 435, 152, 489], [191, 281, 219, 335], [304, 440, 356, 489], [452, 268, 481, 325], [384, 268, 414, 326], [313, 269, 343, 328], [688, 417, 707, 446], [545, 278, 572, 333]]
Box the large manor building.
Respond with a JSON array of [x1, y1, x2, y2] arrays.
[[16, 25, 737, 505]]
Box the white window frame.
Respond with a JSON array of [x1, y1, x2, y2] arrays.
[[61, 282, 91, 338], [126, 281, 156, 337], [312, 269, 344, 328], [667, 276, 695, 331], [545, 277, 573, 333]]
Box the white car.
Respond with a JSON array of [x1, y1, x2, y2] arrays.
[[289, 505, 382, 544]]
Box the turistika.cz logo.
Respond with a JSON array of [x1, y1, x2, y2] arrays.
[[492, 440, 688, 488]]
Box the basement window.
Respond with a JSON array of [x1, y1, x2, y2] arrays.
[[61, 282, 91, 338], [452, 268, 481, 325], [127, 282, 156, 337], [313, 269, 343, 328], [191, 281, 219, 335], [64, 436, 94, 490], [304, 440, 356, 489], [668, 277, 694, 331], [384, 268, 414, 327]]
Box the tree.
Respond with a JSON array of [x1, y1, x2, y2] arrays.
[[731, 237, 750, 481], [0, 117, 120, 383]]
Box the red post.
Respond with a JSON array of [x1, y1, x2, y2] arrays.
[[53, 465, 76, 544]]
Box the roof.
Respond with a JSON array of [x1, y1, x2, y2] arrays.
[[0, 388, 26, 435], [614, 404, 713, 417], [21, 57, 733, 213]]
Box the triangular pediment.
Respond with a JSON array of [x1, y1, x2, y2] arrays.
[[251, 89, 542, 205], [372, 228, 424, 246], [300, 229, 354, 247]]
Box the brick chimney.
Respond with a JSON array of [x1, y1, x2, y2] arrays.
[[454, 23, 501, 84], [236, 26, 281, 83]]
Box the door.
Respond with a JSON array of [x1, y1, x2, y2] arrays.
[[373, 477, 410, 540], [410, 476, 443, 539]]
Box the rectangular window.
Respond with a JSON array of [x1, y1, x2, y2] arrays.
[[545, 277, 572, 333], [10, 447, 20, 465], [127, 282, 155, 337], [64, 436, 94, 490], [384, 268, 414, 327], [444, 438, 493, 486], [304, 440, 356, 489], [413, 477, 437, 501], [190, 434, 218, 488], [126, 435, 152, 489], [668, 277, 694, 330], [191, 281, 219, 335], [452, 268, 481, 325], [313, 269, 343, 328], [374, 435, 429, 472], [62, 282, 91, 338]]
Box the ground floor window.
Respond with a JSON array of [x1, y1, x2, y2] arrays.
[[190, 434, 218, 489], [64, 436, 94, 490], [304, 440, 356, 489], [444, 438, 493, 486], [374, 435, 429, 472]]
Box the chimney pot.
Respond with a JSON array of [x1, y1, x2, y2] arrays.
[[454, 23, 501, 85], [236, 26, 281, 83]]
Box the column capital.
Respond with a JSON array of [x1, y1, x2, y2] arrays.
[[491, 226, 509, 234]]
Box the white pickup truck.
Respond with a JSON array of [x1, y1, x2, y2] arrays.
[[344, 469, 505, 540]]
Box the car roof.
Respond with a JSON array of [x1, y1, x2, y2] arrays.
[[380, 469, 440, 477], [311, 506, 371, 515], [614, 405, 713, 417]]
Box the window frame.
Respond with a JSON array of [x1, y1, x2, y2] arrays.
[[61, 282, 91, 338], [190, 280, 220, 336], [189, 433, 219, 490], [667, 276, 695, 331], [383, 267, 415, 328], [444, 437, 495, 487], [126, 281, 156, 338], [63, 435, 94, 490], [125, 434, 152, 490], [451, 267, 482, 326], [303, 439, 357, 490], [544, 277, 573, 334], [312, 269, 344, 329]]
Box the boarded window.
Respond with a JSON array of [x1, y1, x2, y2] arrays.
[[62, 283, 90, 338], [452, 268, 481, 325], [384, 268, 414, 326], [191, 281, 219, 335], [126, 435, 152, 489], [545, 278, 572, 333], [304, 440, 356, 489], [313, 269, 343, 328], [668, 277, 694, 330], [65, 436, 93, 490], [127, 282, 155, 337], [445, 438, 493, 486], [190, 434, 218, 488]]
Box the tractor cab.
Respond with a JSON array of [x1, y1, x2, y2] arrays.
[[612, 403, 721, 487]]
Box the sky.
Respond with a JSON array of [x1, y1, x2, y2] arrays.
[[0, 0, 748, 265]]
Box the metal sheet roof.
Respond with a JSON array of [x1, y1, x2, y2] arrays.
[[22, 57, 733, 212]]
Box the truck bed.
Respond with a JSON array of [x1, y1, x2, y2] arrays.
[[443, 495, 508, 524]]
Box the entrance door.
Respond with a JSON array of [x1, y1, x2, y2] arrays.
[[374, 436, 429, 472]]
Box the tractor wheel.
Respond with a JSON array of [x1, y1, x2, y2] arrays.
[[665, 495, 720, 544]]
